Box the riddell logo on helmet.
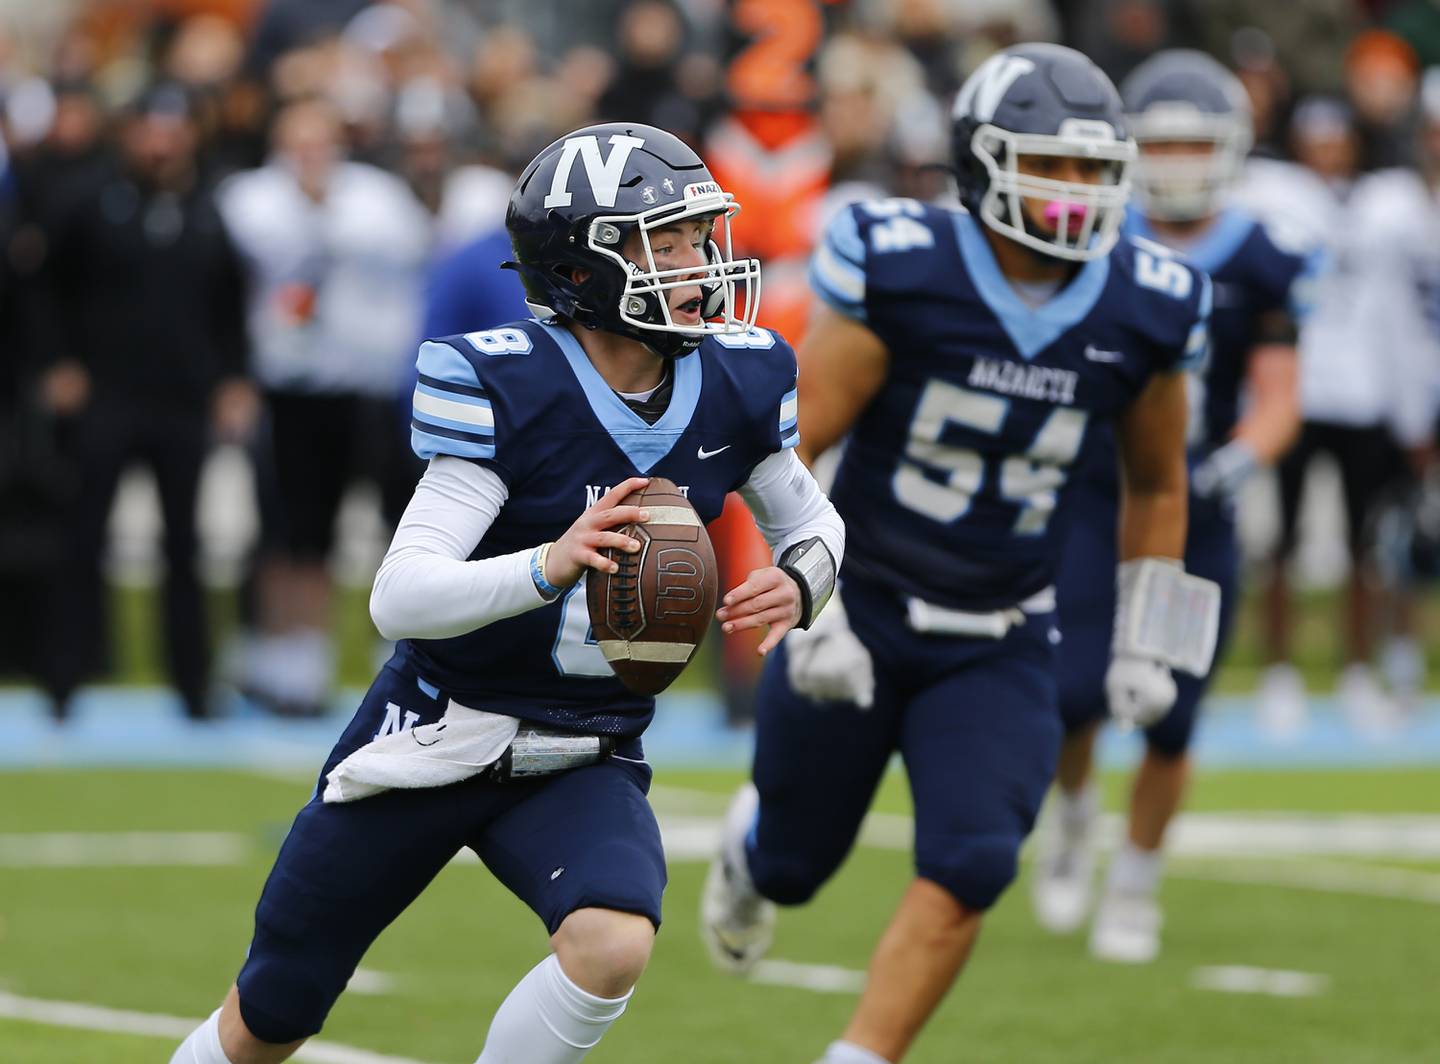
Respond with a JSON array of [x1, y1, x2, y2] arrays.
[[684, 182, 722, 199]]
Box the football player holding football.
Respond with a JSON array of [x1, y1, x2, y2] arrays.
[[169, 123, 843, 1064], [702, 44, 1217, 1064]]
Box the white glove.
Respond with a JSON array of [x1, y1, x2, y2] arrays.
[[1105, 652, 1177, 728], [784, 591, 875, 709], [1189, 440, 1257, 501]]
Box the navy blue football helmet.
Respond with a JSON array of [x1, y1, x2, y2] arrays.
[[1121, 50, 1253, 222], [952, 44, 1136, 261], [505, 123, 761, 358]]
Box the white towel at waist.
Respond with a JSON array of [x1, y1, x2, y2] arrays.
[[323, 700, 519, 804]]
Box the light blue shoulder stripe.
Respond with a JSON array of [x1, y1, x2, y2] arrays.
[[778, 386, 799, 434], [810, 207, 868, 320], [827, 206, 866, 265], [953, 212, 1110, 360], [412, 407, 496, 438], [1179, 272, 1212, 372], [1127, 208, 1256, 276], [539, 321, 702, 473], [416, 339, 484, 389]]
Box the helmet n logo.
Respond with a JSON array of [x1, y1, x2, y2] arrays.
[[954, 55, 1035, 122], [543, 134, 646, 210]]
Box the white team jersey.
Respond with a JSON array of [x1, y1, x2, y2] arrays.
[[1301, 169, 1440, 441], [1233, 158, 1390, 429], [219, 161, 432, 397], [1240, 160, 1440, 436]]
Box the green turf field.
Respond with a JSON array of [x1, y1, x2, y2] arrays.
[[3, 767, 1438, 1063]]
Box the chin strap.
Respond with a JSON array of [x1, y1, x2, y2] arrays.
[[779, 537, 837, 631]]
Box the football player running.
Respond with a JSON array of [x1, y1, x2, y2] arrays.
[[1034, 50, 1310, 964], [168, 123, 843, 1064], [701, 44, 1218, 1064]]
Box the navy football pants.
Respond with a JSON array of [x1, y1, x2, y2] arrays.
[[747, 575, 1062, 913], [234, 657, 666, 1044]]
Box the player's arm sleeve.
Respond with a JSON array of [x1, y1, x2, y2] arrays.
[[808, 205, 868, 321], [368, 456, 549, 640], [737, 448, 846, 570], [409, 338, 512, 481]]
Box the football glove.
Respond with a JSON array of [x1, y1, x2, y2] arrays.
[[1189, 440, 1257, 501], [1105, 652, 1177, 729], [784, 590, 875, 709]]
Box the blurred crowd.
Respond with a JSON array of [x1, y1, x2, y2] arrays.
[[5, 0, 1440, 724]]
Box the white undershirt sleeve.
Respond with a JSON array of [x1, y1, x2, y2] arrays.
[[737, 447, 846, 568], [369, 455, 551, 641]]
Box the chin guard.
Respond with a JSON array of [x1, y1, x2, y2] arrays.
[[779, 537, 837, 631]]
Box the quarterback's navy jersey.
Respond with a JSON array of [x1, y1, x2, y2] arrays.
[[810, 198, 1208, 611], [1072, 207, 1314, 490], [401, 318, 798, 737]]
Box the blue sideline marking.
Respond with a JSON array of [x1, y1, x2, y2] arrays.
[[0, 687, 1438, 771]]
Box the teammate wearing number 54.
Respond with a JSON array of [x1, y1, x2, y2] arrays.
[[169, 123, 843, 1064], [702, 45, 1220, 1064]]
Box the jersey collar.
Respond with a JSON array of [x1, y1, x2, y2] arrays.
[[1125, 207, 1255, 276], [540, 320, 702, 473], [953, 211, 1111, 361]]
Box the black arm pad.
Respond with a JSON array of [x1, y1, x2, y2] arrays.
[[778, 536, 837, 630]]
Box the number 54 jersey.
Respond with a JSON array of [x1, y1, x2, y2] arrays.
[[811, 199, 1209, 612]]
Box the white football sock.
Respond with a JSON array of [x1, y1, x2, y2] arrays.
[[818, 1040, 892, 1064], [1057, 781, 1099, 837], [476, 954, 632, 1064], [169, 1008, 233, 1064], [1106, 841, 1162, 896]]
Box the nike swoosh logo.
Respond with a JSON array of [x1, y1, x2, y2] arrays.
[[1084, 344, 1124, 363], [697, 444, 731, 460]]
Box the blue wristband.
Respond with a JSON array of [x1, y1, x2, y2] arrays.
[[531, 544, 563, 600]]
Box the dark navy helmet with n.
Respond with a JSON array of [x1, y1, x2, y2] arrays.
[[1122, 50, 1253, 222], [952, 43, 1137, 261], [506, 122, 762, 359]]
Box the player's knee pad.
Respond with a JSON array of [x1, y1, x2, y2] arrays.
[[236, 964, 330, 1046], [916, 831, 1023, 911], [748, 845, 833, 907], [237, 909, 355, 1045]]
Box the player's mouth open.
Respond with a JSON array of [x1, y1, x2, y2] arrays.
[[673, 295, 703, 324]]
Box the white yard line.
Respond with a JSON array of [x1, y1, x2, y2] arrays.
[[0, 992, 439, 1064], [1172, 859, 1440, 905], [0, 832, 250, 867], [1190, 965, 1329, 998], [346, 969, 400, 996], [748, 959, 867, 995], [654, 807, 1440, 864]]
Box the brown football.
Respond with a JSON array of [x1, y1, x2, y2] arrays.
[[586, 477, 718, 696]]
